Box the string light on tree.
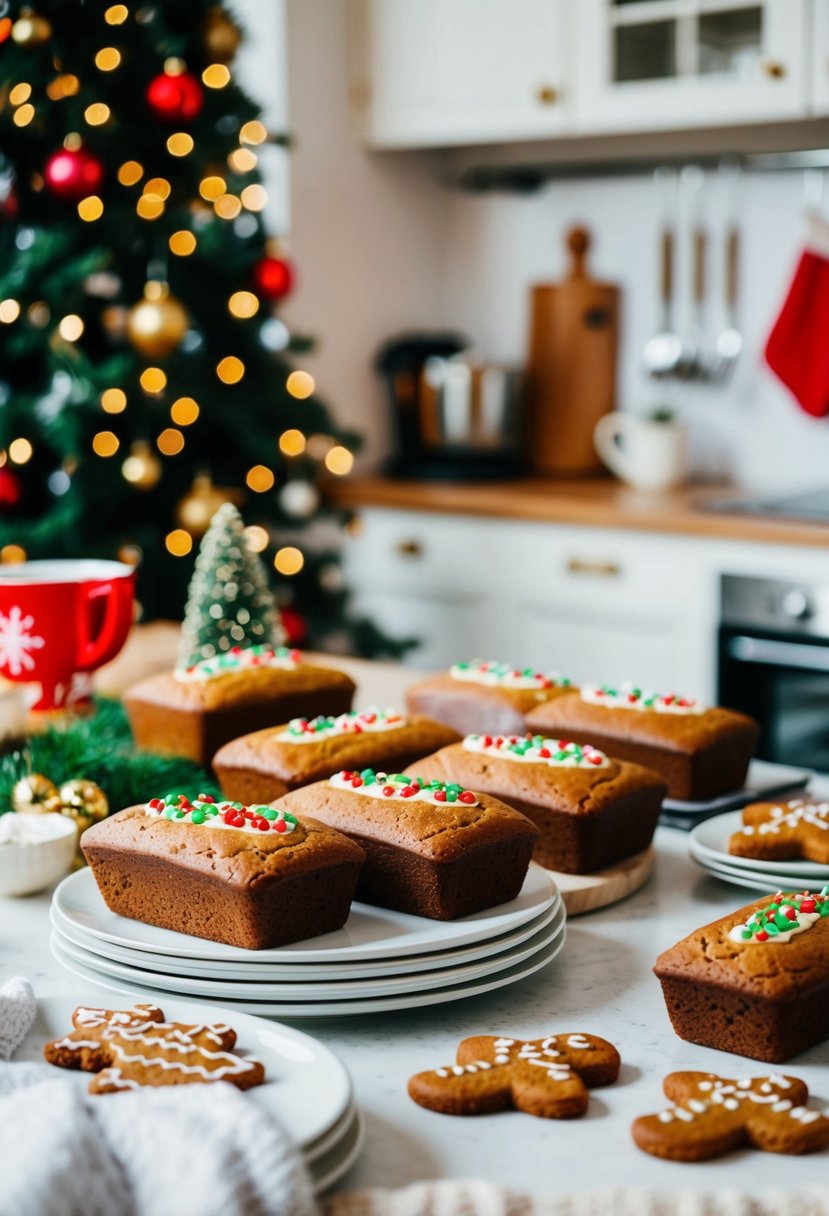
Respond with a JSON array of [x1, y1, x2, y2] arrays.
[[240, 184, 267, 212], [0, 300, 21, 324], [274, 546, 304, 576], [101, 387, 127, 414], [104, 5, 129, 24], [157, 427, 185, 456], [240, 120, 268, 146], [139, 367, 167, 394], [286, 370, 314, 399], [167, 132, 194, 157], [118, 160, 144, 186], [166, 529, 193, 557], [78, 195, 104, 221], [199, 175, 225, 202], [8, 438, 33, 465], [228, 291, 258, 319], [92, 431, 120, 458], [170, 396, 199, 426], [246, 465, 274, 493], [228, 148, 257, 173], [169, 230, 196, 256], [216, 355, 244, 384], [202, 64, 230, 89], [58, 314, 84, 342], [243, 525, 269, 553], [84, 102, 111, 126], [279, 429, 306, 457]]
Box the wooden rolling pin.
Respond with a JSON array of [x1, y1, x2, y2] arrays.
[[525, 226, 620, 475]]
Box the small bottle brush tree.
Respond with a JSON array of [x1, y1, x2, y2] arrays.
[[178, 503, 284, 669]]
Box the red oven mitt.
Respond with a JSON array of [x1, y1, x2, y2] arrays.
[[765, 214, 829, 418]]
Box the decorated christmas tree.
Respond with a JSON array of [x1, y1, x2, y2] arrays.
[[0, 1, 398, 654]]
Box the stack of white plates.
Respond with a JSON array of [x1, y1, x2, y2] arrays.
[[689, 809, 829, 894], [50, 863, 565, 1017], [19, 995, 363, 1193]]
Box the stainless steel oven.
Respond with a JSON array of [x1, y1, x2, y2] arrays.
[[719, 574, 829, 774]]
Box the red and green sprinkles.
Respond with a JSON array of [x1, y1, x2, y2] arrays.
[[465, 733, 607, 767], [728, 888, 829, 944], [581, 683, 704, 713], [450, 660, 570, 690], [332, 770, 478, 806], [283, 709, 403, 738], [146, 793, 298, 834], [178, 643, 301, 681]]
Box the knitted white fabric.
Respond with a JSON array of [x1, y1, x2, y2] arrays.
[[0, 1062, 317, 1216], [325, 1182, 829, 1216], [0, 976, 35, 1060]]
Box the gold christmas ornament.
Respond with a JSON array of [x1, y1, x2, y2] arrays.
[[127, 283, 189, 359], [176, 473, 242, 535], [58, 778, 109, 833], [12, 10, 53, 46], [122, 439, 162, 490], [203, 6, 241, 63], [12, 773, 61, 815]]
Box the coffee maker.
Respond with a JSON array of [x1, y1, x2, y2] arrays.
[[376, 333, 524, 481]]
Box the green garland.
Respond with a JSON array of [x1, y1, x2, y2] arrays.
[[0, 699, 220, 815]]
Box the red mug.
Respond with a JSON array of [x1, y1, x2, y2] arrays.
[[0, 560, 135, 710]]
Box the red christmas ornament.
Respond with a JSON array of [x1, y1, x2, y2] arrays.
[[146, 71, 204, 123], [0, 467, 22, 510], [252, 255, 295, 301], [279, 607, 307, 647], [44, 147, 104, 201]]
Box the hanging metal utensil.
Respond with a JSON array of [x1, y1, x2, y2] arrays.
[[711, 163, 743, 385], [642, 168, 683, 380]]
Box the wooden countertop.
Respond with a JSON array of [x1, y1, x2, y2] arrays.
[[326, 475, 829, 549]]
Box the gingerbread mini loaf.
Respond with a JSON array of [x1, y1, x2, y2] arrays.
[[124, 643, 355, 770], [405, 660, 574, 738], [81, 793, 365, 950], [526, 682, 758, 801], [654, 887, 829, 1062], [275, 770, 538, 920], [213, 708, 460, 805], [410, 733, 666, 873]]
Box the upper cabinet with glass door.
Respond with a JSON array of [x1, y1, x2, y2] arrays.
[[575, 0, 810, 132], [349, 0, 569, 147]]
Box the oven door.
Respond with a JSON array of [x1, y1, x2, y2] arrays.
[[719, 629, 829, 773]]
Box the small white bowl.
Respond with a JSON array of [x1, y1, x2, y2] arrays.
[[0, 813, 77, 897]]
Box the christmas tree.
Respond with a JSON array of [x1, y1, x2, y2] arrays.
[[178, 501, 283, 669], [0, 1, 399, 655]]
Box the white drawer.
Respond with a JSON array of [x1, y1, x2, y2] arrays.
[[343, 509, 494, 593]]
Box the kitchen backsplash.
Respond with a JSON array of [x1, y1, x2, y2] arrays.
[[282, 0, 827, 492]]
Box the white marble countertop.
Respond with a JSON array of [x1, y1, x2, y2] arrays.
[[3, 655, 828, 1199]]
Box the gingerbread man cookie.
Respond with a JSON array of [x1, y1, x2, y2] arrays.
[[632, 1071, 829, 1161], [408, 1032, 620, 1119], [45, 1004, 263, 1093], [729, 798, 829, 866]]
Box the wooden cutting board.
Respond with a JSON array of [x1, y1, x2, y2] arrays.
[[549, 847, 654, 916], [526, 226, 620, 476]]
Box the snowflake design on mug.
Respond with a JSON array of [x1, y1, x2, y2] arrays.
[[0, 605, 45, 675]]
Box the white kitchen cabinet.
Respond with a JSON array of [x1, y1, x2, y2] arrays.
[[574, 0, 810, 133], [814, 0, 829, 114], [348, 0, 569, 148], [350, 0, 817, 149], [342, 508, 716, 691]]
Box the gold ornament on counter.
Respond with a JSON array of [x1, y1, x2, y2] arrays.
[[11, 9, 53, 46], [202, 6, 241, 63], [12, 773, 61, 815], [175, 473, 242, 535], [58, 778, 109, 832], [127, 282, 189, 359]]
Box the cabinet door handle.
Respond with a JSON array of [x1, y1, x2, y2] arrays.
[[396, 539, 423, 558], [565, 557, 621, 578], [761, 59, 786, 79], [536, 84, 558, 105]]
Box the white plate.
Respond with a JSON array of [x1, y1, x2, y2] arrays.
[[17, 994, 352, 1150], [662, 759, 810, 814], [689, 850, 828, 894], [305, 1098, 358, 1165], [690, 810, 829, 879], [51, 923, 567, 1018], [50, 895, 560, 982], [53, 863, 556, 963], [310, 1107, 364, 1194], [51, 902, 566, 1001]]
